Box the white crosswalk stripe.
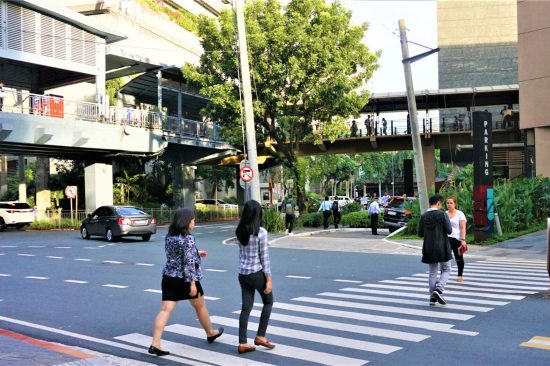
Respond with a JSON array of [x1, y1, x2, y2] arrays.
[[111, 259, 547, 365]]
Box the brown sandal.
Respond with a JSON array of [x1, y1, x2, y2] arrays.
[[238, 344, 256, 354], [254, 336, 276, 349]]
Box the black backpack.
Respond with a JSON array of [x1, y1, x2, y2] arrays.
[[332, 201, 339, 211]]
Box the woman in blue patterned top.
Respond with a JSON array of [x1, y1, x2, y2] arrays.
[[235, 200, 275, 354], [149, 208, 223, 356]]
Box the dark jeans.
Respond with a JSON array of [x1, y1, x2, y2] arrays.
[[285, 213, 295, 233], [449, 237, 465, 276], [238, 271, 273, 344], [370, 213, 379, 234], [333, 210, 341, 228], [322, 210, 331, 229]]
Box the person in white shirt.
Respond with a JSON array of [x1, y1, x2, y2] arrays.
[[368, 197, 380, 235], [445, 196, 467, 283], [318, 196, 333, 229]]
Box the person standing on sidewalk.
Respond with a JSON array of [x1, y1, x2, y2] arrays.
[[284, 196, 296, 235], [445, 195, 468, 283], [418, 194, 453, 305], [235, 200, 275, 354], [318, 196, 333, 229], [149, 208, 223, 357], [368, 197, 380, 235], [332, 199, 341, 229]]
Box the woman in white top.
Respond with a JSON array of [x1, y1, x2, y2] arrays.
[[445, 196, 467, 283]]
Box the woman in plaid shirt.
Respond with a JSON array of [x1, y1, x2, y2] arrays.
[[235, 200, 275, 354]]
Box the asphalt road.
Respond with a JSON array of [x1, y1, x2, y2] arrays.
[[1, 224, 549, 365]]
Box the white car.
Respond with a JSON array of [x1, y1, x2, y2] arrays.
[[329, 195, 353, 207], [0, 201, 35, 231], [195, 199, 237, 209]]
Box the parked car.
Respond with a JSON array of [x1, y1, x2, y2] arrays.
[[80, 205, 156, 242], [195, 199, 237, 209], [328, 195, 353, 208], [0, 201, 35, 231], [383, 196, 416, 233]]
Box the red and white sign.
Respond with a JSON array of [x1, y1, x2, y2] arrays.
[[239, 166, 254, 183], [65, 186, 77, 199]]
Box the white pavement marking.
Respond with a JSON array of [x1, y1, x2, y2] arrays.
[[135, 263, 154, 266], [103, 260, 123, 264], [17, 253, 35, 257], [0, 245, 16, 248], [458, 268, 549, 277], [341, 287, 510, 306], [115, 333, 270, 366], [46, 256, 64, 259], [434, 270, 548, 280], [204, 296, 220, 301], [54, 246, 72, 249], [378, 280, 537, 294], [0, 316, 210, 366], [285, 275, 312, 279], [266, 303, 478, 335], [83, 247, 99, 250], [102, 284, 128, 288], [98, 245, 106, 248], [319, 292, 493, 312], [144, 289, 161, 293], [75, 258, 92, 262], [64, 280, 88, 284], [211, 315, 401, 354], [362, 283, 526, 300], [334, 279, 363, 283], [205, 269, 227, 272], [28, 245, 45, 248], [24, 276, 48, 280], [0, 253, 4, 256], [388, 278, 548, 292], [0, 273, 12, 277], [473, 260, 546, 268], [292, 296, 474, 321], [482, 259, 546, 265], [464, 264, 547, 274], [243, 309, 429, 342], [410, 274, 549, 286], [166, 324, 369, 366]]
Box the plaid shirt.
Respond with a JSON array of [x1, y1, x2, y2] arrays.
[[238, 227, 271, 276]]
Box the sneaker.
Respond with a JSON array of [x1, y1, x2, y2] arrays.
[[288, 232, 294, 236], [432, 290, 447, 305], [284, 229, 289, 235], [429, 295, 437, 306]]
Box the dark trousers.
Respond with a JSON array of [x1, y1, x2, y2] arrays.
[[238, 271, 273, 344], [449, 237, 465, 276], [333, 210, 341, 228], [285, 213, 295, 233], [0, 98, 3, 111], [322, 210, 331, 229], [370, 213, 379, 234]]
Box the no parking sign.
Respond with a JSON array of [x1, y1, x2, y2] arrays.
[[239, 166, 254, 183]]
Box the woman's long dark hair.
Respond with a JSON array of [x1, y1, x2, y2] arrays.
[[235, 200, 263, 246], [168, 208, 195, 236]]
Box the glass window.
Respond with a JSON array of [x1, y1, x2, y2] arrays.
[[116, 207, 146, 215]]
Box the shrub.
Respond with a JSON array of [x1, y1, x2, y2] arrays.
[[194, 207, 238, 221], [262, 208, 285, 232], [341, 211, 370, 228], [30, 219, 79, 230], [299, 212, 333, 227], [341, 202, 362, 215]]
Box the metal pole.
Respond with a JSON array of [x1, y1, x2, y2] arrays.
[[547, 209, 550, 277], [235, 0, 261, 202], [398, 19, 429, 214]]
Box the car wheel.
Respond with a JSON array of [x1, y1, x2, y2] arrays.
[[141, 234, 152, 241], [16, 224, 28, 231], [0, 218, 6, 232], [81, 226, 90, 239], [106, 228, 119, 242]]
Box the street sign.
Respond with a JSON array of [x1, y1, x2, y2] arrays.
[[239, 159, 250, 170], [65, 186, 77, 199], [239, 179, 249, 189], [239, 166, 254, 183]]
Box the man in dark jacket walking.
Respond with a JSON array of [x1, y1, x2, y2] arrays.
[[418, 194, 452, 305]]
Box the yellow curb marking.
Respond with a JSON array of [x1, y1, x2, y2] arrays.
[[521, 336, 550, 350]]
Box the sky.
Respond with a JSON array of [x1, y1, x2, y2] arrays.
[[342, 0, 438, 94]]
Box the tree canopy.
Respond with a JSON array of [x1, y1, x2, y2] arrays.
[[183, 0, 379, 208]]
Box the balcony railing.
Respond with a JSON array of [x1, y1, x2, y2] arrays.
[[0, 89, 222, 141]]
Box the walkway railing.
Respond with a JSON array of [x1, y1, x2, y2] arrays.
[[0, 89, 223, 141]]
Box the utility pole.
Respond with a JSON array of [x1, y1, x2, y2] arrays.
[[235, 0, 261, 202], [398, 19, 430, 214]]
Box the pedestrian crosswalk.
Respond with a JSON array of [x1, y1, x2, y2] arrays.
[[114, 259, 549, 365]]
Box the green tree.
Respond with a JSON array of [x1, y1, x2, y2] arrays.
[[184, 0, 379, 210], [196, 165, 236, 198], [114, 170, 146, 204]]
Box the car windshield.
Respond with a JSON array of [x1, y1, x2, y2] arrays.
[[0, 202, 32, 209], [116, 207, 147, 215], [388, 199, 405, 209]]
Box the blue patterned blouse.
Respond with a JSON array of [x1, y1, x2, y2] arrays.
[[162, 234, 203, 282]]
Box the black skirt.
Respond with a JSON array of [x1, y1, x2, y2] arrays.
[[161, 275, 204, 301]]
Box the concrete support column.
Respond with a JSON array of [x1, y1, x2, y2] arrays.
[[535, 127, 550, 178], [421, 143, 436, 191], [35, 157, 50, 220], [173, 162, 196, 209], [96, 39, 107, 119], [0, 155, 7, 198], [84, 162, 113, 212], [18, 156, 26, 203]]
